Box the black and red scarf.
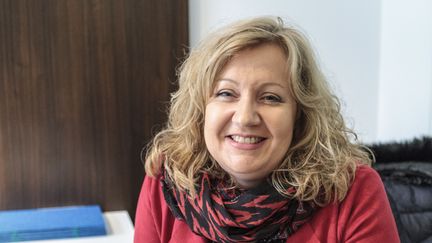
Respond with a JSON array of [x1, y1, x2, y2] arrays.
[[161, 170, 316, 242]]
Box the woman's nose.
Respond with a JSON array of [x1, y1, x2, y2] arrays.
[[232, 98, 260, 127]]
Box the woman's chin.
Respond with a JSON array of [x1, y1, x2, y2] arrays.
[[225, 169, 270, 189]]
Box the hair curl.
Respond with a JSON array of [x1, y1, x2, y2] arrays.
[[145, 16, 372, 206]]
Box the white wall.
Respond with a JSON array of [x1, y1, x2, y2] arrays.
[[189, 0, 381, 143], [377, 0, 432, 142]]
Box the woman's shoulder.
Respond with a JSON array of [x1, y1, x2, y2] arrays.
[[338, 164, 389, 215], [350, 164, 384, 195], [143, 173, 163, 192], [287, 164, 399, 242], [139, 174, 168, 217], [323, 164, 399, 242], [135, 174, 208, 243], [337, 164, 399, 241], [135, 174, 172, 242], [354, 164, 380, 180]]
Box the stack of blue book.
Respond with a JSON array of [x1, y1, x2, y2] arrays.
[[0, 205, 107, 242]]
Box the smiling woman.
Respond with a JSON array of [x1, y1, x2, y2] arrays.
[[204, 43, 297, 189], [134, 17, 400, 242]]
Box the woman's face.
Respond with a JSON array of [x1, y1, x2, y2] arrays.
[[204, 43, 297, 188]]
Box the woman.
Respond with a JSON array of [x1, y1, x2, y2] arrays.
[[134, 17, 400, 242]]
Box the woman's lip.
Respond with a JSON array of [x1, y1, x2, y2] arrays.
[[225, 134, 267, 143], [227, 134, 266, 138]]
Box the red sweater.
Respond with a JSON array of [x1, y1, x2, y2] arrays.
[[134, 166, 400, 242]]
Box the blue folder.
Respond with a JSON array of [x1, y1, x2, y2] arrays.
[[0, 205, 107, 242]]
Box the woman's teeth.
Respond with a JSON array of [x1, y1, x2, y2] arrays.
[[231, 135, 263, 144]]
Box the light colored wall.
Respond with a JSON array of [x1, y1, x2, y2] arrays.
[[188, 0, 432, 143], [377, 0, 432, 142]]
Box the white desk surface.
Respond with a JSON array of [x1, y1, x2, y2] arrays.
[[16, 211, 134, 243]]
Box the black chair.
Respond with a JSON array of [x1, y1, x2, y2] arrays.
[[369, 137, 432, 243]]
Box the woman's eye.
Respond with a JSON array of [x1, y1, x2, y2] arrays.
[[262, 94, 282, 103], [216, 90, 234, 97]]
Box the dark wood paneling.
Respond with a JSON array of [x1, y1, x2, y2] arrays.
[[0, 0, 188, 218]]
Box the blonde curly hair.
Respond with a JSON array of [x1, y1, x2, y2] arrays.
[[145, 16, 372, 206]]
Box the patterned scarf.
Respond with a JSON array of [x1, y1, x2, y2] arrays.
[[161, 170, 316, 242]]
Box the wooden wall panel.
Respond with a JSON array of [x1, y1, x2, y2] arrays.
[[0, 0, 188, 218]]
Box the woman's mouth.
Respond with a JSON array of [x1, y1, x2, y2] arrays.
[[229, 135, 265, 144]]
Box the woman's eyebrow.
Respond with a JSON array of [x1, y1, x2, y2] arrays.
[[260, 82, 287, 89], [216, 79, 287, 89], [216, 78, 238, 84]]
